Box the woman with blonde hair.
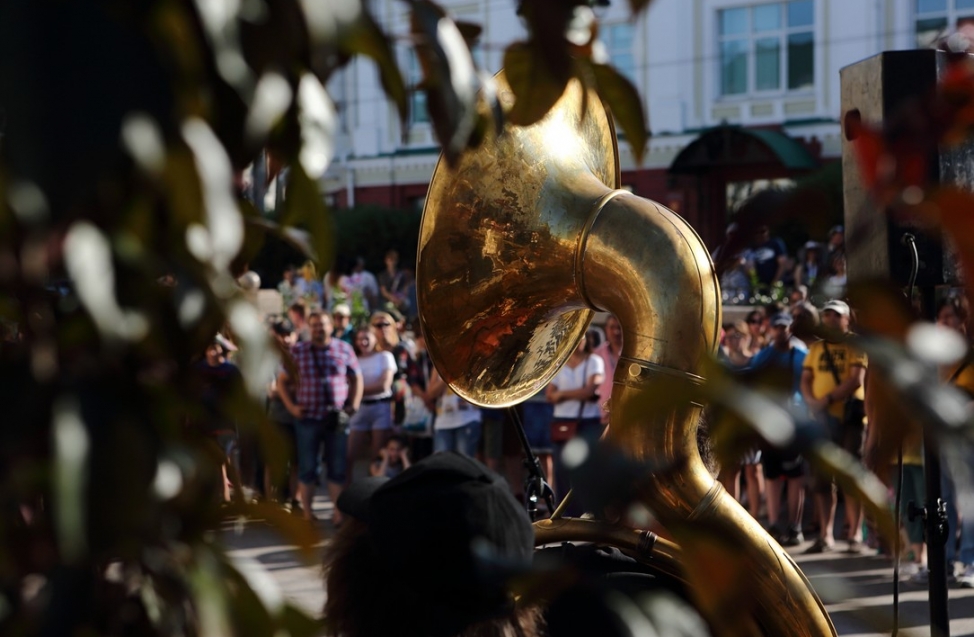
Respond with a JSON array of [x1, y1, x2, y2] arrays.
[[346, 327, 397, 480], [370, 310, 401, 349], [370, 311, 411, 427], [298, 259, 324, 309]]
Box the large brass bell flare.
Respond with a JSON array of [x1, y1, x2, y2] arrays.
[[417, 74, 618, 407]]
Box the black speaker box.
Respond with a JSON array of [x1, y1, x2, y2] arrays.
[[840, 50, 968, 288]]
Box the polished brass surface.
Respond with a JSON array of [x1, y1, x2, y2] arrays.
[[417, 73, 835, 637], [418, 75, 618, 407], [534, 518, 685, 584]]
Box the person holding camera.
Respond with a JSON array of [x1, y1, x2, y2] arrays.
[[277, 311, 363, 525], [546, 337, 605, 509]]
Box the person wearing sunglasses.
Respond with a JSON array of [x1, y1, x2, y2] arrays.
[[371, 311, 413, 428]]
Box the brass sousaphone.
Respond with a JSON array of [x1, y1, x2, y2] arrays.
[[417, 74, 835, 637]]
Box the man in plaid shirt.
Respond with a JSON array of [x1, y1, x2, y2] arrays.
[[278, 311, 362, 524]]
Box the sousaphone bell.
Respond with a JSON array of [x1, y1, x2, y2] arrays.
[[417, 73, 835, 637]]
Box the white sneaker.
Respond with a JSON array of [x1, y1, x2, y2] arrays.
[[909, 566, 930, 585], [959, 565, 974, 589], [899, 562, 920, 579]]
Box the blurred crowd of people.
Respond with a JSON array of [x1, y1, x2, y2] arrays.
[[716, 292, 974, 589], [185, 234, 974, 600], [714, 221, 847, 307], [277, 249, 418, 329], [190, 278, 974, 592]]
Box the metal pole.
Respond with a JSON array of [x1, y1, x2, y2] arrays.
[[921, 431, 951, 637], [903, 235, 950, 637]]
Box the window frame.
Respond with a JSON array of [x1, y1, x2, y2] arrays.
[[914, 0, 974, 48], [406, 48, 430, 126], [716, 0, 816, 99], [603, 22, 638, 84]]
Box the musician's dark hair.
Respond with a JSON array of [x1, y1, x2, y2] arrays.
[[323, 519, 543, 637]]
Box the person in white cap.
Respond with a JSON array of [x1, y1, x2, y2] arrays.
[[800, 299, 867, 554]]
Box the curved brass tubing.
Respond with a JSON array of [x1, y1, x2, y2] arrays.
[[534, 517, 685, 584], [580, 192, 834, 637], [417, 74, 835, 637]]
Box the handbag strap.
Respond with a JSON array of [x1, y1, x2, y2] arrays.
[[575, 359, 589, 420]]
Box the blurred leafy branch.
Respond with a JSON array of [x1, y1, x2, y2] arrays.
[[0, 0, 653, 634], [7, 0, 974, 634]]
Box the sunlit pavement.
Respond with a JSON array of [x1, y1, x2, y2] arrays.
[[223, 495, 974, 636], [222, 494, 334, 618], [788, 539, 974, 637]]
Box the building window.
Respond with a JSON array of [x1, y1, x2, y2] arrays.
[[718, 1, 814, 97], [604, 23, 636, 83], [915, 0, 974, 48], [407, 50, 429, 125]]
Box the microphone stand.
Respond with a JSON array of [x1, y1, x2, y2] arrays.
[[902, 234, 950, 637], [509, 407, 554, 521]]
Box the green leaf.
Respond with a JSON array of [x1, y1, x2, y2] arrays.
[[190, 0, 252, 91], [246, 216, 317, 261], [628, 0, 657, 14], [280, 602, 323, 637], [52, 396, 89, 564], [239, 0, 310, 77], [189, 546, 234, 637], [280, 165, 336, 271], [164, 146, 206, 230], [411, 0, 481, 165], [454, 20, 483, 47], [296, 73, 337, 179], [591, 62, 649, 164], [224, 556, 277, 637], [503, 42, 570, 127], [232, 199, 269, 276], [343, 8, 409, 128]]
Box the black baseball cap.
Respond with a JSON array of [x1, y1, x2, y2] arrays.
[[336, 452, 535, 637]]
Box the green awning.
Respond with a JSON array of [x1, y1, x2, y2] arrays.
[[669, 125, 818, 174]]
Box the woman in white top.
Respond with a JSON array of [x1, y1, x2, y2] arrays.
[[347, 327, 397, 479], [427, 368, 482, 457], [545, 337, 605, 505]]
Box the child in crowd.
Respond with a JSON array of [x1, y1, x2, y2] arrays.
[[370, 435, 411, 478]]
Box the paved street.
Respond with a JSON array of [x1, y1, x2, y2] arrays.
[[224, 494, 974, 636]]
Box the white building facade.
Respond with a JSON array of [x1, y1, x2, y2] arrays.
[[322, 0, 961, 248]]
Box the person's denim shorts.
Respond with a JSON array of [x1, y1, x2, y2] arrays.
[[295, 413, 348, 485], [433, 421, 482, 456], [349, 400, 393, 433], [521, 402, 554, 454]]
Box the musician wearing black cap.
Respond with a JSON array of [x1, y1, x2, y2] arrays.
[[323, 452, 543, 637]]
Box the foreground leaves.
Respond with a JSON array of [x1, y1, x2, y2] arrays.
[[503, 42, 571, 127], [590, 62, 648, 164], [411, 0, 482, 165], [279, 164, 336, 269]]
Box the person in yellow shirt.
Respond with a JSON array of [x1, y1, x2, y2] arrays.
[[801, 299, 867, 553]]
